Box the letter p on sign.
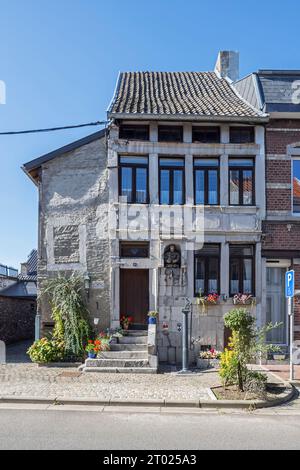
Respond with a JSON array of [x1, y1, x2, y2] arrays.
[[286, 270, 295, 298]]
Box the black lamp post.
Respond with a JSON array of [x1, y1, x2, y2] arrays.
[[178, 297, 191, 374]]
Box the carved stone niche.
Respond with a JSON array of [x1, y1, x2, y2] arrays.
[[163, 245, 182, 286]]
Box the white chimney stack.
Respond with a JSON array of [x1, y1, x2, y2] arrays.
[[214, 51, 239, 82]]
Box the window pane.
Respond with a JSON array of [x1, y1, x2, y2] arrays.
[[136, 168, 147, 203], [230, 245, 254, 257], [195, 258, 205, 294], [243, 170, 253, 205], [208, 170, 218, 204], [293, 160, 300, 213], [160, 169, 170, 204], [158, 126, 183, 142], [229, 158, 254, 167], [160, 158, 184, 167], [230, 127, 255, 143], [194, 158, 219, 167], [121, 167, 132, 201], [192, 126, 220, 143], [243, 259, 252, 293], [230, 170, 240, 204], [119, 125, 149, 141], [208, 258, 218, 293], [195, 170, 205, 204], [173, 170, 184, 204], [120, 242, 149, 258], [120, 156, 148, 165], [230, 259, 240, 294], [196, 244, 219, 256]]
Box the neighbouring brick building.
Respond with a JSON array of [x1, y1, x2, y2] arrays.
[[236, 70, 300, 351], [23, 51, 273, 365]]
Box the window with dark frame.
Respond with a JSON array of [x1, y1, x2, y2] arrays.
[[230, 127, 255, 144], [194, 158, 219, 205], [119, 124, 149, 141], [159, 157, 185, 205], [119, 156, 149, 204], [120, 242, 150, 258], [158, 126, 183, 143], [229, 245, 255, 296], [192, 126, 220, 143], [229, 158, 255, 206], [194, 244, 220, 296]]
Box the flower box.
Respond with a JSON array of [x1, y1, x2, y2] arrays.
[[197, 358, 211, 370]]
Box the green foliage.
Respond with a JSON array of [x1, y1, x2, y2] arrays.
[[27, 338, 65, 364], [221, 308, 281, 392], [41, 273, 91, 357]]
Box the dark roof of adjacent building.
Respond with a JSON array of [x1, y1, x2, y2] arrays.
[[22, 128, 106, 184], [234, 70, 300, 113], [108, 71, 267, 121], [0, 281, 37, 299]]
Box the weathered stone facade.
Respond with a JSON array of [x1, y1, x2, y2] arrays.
[[37, 134, 111, 333]]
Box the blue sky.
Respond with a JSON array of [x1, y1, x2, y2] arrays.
[[0, 0, 299, 268]]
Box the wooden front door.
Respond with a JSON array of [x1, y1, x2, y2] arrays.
[[120, 269, 149, 326]]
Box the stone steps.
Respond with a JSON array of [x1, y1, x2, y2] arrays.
[[98, 351, 148, 360], [83, 367, 157, 374], [85, 358, 149, 368], [110, 343, 147, 351], [81, 329, 157, 374], [118, 335, 148, 344]]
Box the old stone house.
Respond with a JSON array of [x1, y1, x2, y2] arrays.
[[23, 51, 270, 364], [235, 70, 300, 353]]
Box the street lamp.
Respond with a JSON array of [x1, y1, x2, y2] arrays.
[[84, 272, 91, 297]]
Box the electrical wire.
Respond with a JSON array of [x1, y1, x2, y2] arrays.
[[0, 120, 108, 135]]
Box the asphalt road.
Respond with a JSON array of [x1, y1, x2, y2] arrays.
[[0, 406, 300, 450]]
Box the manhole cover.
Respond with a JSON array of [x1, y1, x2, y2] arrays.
[[58, 371, 82, 378]]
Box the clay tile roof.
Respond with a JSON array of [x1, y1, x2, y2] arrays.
[[108, 72, 267, 121]]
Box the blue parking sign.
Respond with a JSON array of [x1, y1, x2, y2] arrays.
[[286, 270, 295, 298]]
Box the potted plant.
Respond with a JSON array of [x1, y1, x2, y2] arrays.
[[85, 340, 101, 359], [148, 311, 158, 325], [197, 348, 222, 370], [120, 315, 133, 331]]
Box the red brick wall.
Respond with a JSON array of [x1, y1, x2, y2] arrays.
[[265, 119, 300, 340], [266, 188, 291, 211], [266, 160, 291, 184], [263, 222, 300, 251]]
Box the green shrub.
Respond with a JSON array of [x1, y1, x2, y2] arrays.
[[41, 273, 91, 357], [27, 338, 65, 364], [221, 308, 281, 392]]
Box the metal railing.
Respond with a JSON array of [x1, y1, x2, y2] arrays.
[[0, 264, 18, 278]]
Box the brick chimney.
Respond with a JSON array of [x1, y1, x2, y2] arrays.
[[214, 51, 239, 82]]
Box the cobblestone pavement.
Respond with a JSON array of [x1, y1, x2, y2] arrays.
[[0, 364, 220, 401]]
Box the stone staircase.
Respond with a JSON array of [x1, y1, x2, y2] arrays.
[[81, 330, 157, 374]]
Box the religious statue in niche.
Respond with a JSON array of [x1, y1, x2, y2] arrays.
[[164, 244, 181, 283]]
